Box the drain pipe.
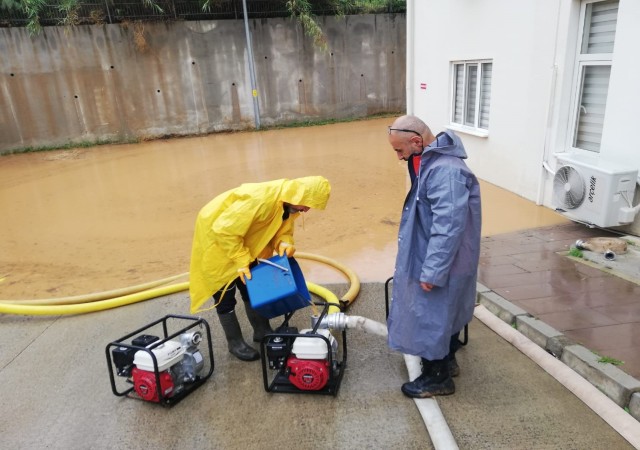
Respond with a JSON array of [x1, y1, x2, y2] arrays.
[[473, 305, 640, 447], [405, 0, 416, 115], [536, 0, 562, 206], [242, 0, 261, 129], [315, 313, 459, 449]]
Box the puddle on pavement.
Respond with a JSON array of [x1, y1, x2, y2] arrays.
[[0, 118, 568, 299]]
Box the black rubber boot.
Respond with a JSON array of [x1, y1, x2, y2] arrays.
[[244, 303, 274, 343], [401, 358, 455, 399], [421, 356, 458, 377], [448, 353, 460, 378], [448, 332, 461, 377], [217, 310, 260, 361]]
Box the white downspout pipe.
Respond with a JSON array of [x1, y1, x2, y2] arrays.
[[406, 0, 415, 115], [536, 0, 562, 205]]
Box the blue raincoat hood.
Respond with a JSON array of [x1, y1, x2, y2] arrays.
[[425, 131, 468, 159]]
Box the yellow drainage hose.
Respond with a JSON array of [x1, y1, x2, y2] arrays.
[[0, 282, 189, 316], [296, 252, 360, 306], [0, 273, 189, 305], [0, 253, 359, 316]]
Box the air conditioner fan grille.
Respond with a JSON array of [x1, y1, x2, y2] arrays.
[[553, 165, 585, 209]]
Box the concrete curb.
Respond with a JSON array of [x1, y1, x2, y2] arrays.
[[476, 282, 640, 422]]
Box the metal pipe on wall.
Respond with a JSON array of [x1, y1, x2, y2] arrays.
[[242, 0, 261, 129]]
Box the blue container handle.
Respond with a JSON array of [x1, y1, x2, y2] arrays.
[[256, 258, 289, 272]]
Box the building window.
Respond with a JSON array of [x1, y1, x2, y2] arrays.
[[451, 60, 492, 133], [571, 0, 619, 153]]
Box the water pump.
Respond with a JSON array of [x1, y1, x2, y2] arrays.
[[106, 315, 214, 405], [260, 304, 346, 395]]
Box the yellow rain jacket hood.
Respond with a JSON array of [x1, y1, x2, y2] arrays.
[[189, 176, 331, 313]]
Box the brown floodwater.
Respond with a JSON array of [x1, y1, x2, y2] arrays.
[[0, 117, 567, 300]]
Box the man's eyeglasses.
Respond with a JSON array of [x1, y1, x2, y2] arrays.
[[387, 126, 421, 137]]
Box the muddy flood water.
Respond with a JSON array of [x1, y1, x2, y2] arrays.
[[0, 117, 568, 300]]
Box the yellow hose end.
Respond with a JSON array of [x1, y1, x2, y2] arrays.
[[306, 281, 341, 314]]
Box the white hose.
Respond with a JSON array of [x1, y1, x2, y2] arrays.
[[322, 303, 640, 448], [404, 354, 460, 450], [345, 315, 389, 337], [474, 305, 640, 448], [316, 314, 389, 337], [318, 313, 458, 448]]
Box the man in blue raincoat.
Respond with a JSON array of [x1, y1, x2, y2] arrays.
[[387, 115, 481, 398]]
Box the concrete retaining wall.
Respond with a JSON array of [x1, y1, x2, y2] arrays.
[[0, 14, 406, 153]]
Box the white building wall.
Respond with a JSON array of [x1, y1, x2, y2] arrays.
[[408, 0, 640, 235]]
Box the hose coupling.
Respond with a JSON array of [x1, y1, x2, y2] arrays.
[[312, 312, 348, 331]]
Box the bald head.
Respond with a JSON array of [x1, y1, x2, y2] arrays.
[[387, 115, 436, 161], [390, 115, 431, 137]]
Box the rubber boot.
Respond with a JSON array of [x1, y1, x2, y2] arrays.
[[244, 303, 274, 343], [401, 358, 455, 399], [217, 310, 260, 361], [421, 356, 458, 377], [448, 332, 461, 377], [448, 353, 460, 378]]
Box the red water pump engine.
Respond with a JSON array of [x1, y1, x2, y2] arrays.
[[266, 328, 339, 392], [111, 331, 205, 403], [287, 357, 330, 391]]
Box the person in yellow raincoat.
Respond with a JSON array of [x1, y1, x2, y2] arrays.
[[189, 176, 331, 361]]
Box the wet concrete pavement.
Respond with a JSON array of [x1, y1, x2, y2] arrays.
[[0, 283, 633, 449], [1, 118, 639, 448]]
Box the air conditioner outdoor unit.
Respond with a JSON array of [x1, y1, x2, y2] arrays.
[[552, 152, 638, 228]]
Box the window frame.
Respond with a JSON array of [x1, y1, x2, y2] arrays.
[[449, 59, 492, 138], [568, 0, 618, 154]]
